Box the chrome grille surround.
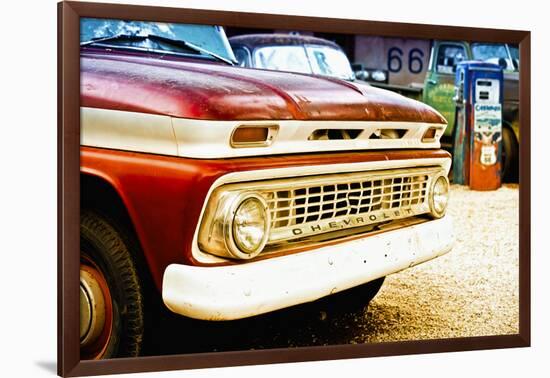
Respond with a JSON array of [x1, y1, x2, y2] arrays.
[[198, 166, 445, 258]]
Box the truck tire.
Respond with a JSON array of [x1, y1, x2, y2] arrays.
[[502, 127, 519, 182], [80, 210, 144, 359]]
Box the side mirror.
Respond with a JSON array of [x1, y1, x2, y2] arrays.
[[498, 57, 508, 70]]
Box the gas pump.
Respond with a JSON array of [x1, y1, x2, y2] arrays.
[[452, 61, 503, 190]]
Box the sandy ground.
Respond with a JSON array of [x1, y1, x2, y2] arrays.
[[147, 184, 520, 354], [355, 184, 520, 342]]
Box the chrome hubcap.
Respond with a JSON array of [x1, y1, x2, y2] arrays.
[[80, 266, 107, 348], [80, 285, 92, 340]]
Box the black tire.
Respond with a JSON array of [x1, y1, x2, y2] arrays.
[[317, 277, 385, 315], [80, 210, 145, 359], [502, 127, 519, 182]]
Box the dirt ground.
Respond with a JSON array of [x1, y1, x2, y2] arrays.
[[354, 183, 520, 343], [147, 184, 520, 355]]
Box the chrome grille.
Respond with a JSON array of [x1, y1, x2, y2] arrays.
[[197, 166, 444, 259], [265, 176, 428, 228], [258, 167, 440, 242]]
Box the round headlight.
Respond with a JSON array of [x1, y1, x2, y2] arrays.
[[227, 193, 270, 259], [429, 175, 450, 218]]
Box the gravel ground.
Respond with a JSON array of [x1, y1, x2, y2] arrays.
[[148, 184, 520, 355], [356, 184, 520, 342]]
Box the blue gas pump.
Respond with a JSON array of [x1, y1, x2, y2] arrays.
[[452, 61, 503, 190]]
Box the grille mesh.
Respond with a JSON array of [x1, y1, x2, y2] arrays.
[[262, 173, 429, 229]]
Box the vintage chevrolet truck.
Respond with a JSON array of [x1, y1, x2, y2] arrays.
[[79, 18, 454, 359]]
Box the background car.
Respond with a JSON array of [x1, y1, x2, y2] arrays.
[[421, 41, 519, 181], [229, 33, 387, 84]]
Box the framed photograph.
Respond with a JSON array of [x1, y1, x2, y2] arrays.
[[58, 1, 530, 376]]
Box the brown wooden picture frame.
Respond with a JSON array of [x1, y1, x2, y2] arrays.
[[58, 1, 531, 376]]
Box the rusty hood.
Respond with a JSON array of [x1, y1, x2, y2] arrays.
[[81, 49, 445, 124]]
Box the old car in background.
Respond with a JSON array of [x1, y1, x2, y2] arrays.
[[422, 41, 519, 180], [351, 39, 519, 180], [229, 33, 387, 84], [79, 18, 454, 360]]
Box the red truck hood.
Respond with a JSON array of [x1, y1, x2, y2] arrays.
[[81, 50, 445, 123]]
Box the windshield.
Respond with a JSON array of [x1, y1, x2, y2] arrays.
[[305, 45, 354, 80], [471, 43, 515, 71], [80, 18, 236, 63], [253, 45, 354, 80]]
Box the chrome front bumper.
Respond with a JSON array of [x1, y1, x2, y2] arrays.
[[162, 216, 454, 321]]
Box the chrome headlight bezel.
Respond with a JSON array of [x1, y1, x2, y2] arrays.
[[223, 192, 270, 259], [429, 174, 450, 218]]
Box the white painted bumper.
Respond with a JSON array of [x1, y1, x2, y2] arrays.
[[162, 216, 454, 321]]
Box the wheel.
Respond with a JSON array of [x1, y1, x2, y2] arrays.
[[80, 210, 145, 359], [316, 277, 386, 315], [501, 127, 519, 182]]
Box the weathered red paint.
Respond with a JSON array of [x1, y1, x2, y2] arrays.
[[81, 48, 445, 123], [81, 146, 450, 290]]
